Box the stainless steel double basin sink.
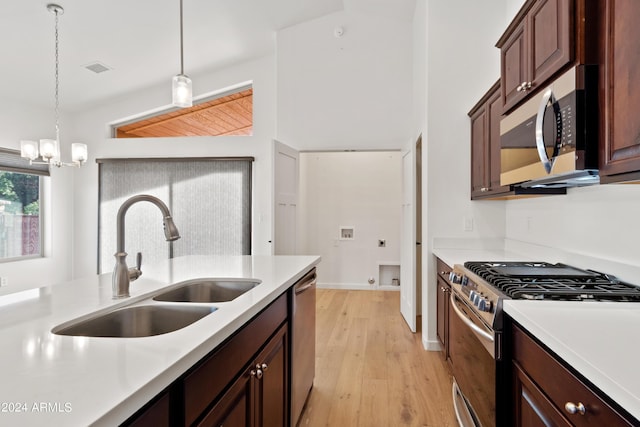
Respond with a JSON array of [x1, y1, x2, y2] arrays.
[[52, 278, 261, 338]]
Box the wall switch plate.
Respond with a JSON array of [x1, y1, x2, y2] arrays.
[[378, 239, 386, 247], [463, 216, 474, 232], [0, 277, 7, 287]]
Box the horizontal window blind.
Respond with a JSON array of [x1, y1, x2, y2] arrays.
[[0, 148, 50, 176], [98, 158, 252, 274]]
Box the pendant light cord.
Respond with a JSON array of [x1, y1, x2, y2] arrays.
[[179, 0, 184, 75]]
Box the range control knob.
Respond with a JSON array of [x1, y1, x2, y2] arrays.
[[478, 298, 492, 312], [461, 276, 469, 286], [449, 272, 462, 284]]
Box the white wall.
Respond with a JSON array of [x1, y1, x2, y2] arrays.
[[298, 151, 402, 288], [0, 104, 74, 295], [420, 0, 509, 349], [276, 9, 413, 150], [70, 55, 277, 278]]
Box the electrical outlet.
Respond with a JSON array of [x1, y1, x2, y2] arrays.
[[0, 277, 7, 287], [378, 239, 386, 247], [463, 216, 474, 232]]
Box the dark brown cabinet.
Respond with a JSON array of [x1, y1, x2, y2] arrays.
[[598, 0, 640, 183], [497, 0, 573, 112], [198, 324, 288, 427], [469, 81, 510, 199], [509, 322, 636, 427], [435, 257, 452, 359]]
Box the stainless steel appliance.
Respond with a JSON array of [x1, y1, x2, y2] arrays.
[[291, 268, 317, 426], [447, 261, 640, 427], [500, 65, 599, 188]]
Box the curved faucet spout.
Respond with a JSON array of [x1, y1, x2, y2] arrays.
[[113, 194, 181, 299]]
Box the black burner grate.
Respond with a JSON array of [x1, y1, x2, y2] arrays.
[[464, 261, 640, 301]]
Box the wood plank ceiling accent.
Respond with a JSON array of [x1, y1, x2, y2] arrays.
[[115, 88, 253, 138]]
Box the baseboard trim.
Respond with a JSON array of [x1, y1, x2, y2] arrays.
[[317, 282, 398, 291], [423, 337, 442, 352]]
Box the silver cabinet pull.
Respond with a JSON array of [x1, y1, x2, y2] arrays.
[[564, 402, 586, 415]]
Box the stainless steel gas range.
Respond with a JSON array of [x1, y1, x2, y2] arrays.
[[447, 261, 640, 427]]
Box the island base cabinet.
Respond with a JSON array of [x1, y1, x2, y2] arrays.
[[198, 324, 288, 427]]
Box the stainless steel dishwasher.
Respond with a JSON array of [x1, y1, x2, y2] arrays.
[[291, 268, 317, 426]]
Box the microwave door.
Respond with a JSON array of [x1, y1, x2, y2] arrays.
[[535, 88, 562, 174]]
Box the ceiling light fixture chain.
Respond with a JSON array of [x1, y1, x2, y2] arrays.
[[53, 4, 60, 145], [19, 3, 87, 168], [179, 0, 184, 75]]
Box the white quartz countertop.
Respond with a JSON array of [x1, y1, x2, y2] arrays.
[[505, 300, 640, 422], [0, 255, 320, 426]]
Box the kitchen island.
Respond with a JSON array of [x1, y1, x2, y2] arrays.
[[0, 255, 319, 426]]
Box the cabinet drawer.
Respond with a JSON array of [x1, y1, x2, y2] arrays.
[[512, 325, 634, 427], [436, 257, 452, 279], [184, 293, 287, 426]]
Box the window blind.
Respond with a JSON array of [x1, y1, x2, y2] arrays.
[[97, 158, 252, 274], [0, 148, 50, 176]]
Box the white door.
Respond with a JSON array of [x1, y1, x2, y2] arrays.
[[400, 145, 416, 332], [273, 140, 299, 255]]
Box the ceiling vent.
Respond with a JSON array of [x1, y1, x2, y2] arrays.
[[83, 61, 112, 74]]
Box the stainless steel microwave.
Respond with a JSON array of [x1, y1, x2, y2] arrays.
[[500, 65, 599, 188]]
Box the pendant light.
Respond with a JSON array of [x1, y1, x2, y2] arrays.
[[172, 0, 192, 107], [20, 3, 87, 168]]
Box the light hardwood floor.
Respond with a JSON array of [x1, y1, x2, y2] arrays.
[[297, 289, 458, 427]]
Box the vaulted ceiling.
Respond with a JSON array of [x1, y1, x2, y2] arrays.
[[2, 0, 415, 113]]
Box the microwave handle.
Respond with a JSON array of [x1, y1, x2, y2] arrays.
[[535, 88, 561, 174]]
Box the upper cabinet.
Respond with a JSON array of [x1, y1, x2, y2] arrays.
[[598, 0, 640, 183], [497, 0, 598, 113], [469, 81, 511, 199]]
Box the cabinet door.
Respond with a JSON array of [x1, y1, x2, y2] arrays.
[[528, 0, 572, 88], [254, 324, 288, 427], [501, 20, 528, 112], [198, 373, 254, 427], [470, 106, 489, 198], [599, 0, 640, 181], [436, 275, 450, 359], [488, 87, 508, 192], [513, 363, 572, 427]]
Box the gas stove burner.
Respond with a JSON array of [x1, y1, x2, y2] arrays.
[[463, 261, 640, 301]]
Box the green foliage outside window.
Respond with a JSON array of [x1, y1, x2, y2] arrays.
[[0, 171, 39, 215]]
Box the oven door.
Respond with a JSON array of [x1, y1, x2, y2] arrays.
[[449, 291, 496, 427]]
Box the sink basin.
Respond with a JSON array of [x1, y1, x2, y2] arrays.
[[52, 305, 216, 338], [153, 278, 261, 303]]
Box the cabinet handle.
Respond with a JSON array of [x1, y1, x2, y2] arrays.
[[260, 363, 268, 371], [250, 368, 264, 380], [564, 402, 586, 415], [516, 81, 532, 92], [480, 187, 488, 192]]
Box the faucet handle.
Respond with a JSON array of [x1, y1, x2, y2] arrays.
[[129, 252, 143, 281]]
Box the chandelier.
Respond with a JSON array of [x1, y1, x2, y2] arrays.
[[20, 4, 87, 168]]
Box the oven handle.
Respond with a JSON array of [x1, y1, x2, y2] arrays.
[[450, 292, 494, 344], [452, 381, 476, 427]]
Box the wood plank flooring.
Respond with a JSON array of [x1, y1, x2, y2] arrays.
[[298, 289, 458, 427]]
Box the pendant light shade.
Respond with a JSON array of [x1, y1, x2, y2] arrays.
[[172, 74, 192, 108], [172, 0, 192, 107]]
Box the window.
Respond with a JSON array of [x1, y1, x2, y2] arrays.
[[111, 86, 253, 138], [0, 148, 49, 261], [97, 158, 253, 274]]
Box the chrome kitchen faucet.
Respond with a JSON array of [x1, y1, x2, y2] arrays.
[[112, 194, 180, 298]]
